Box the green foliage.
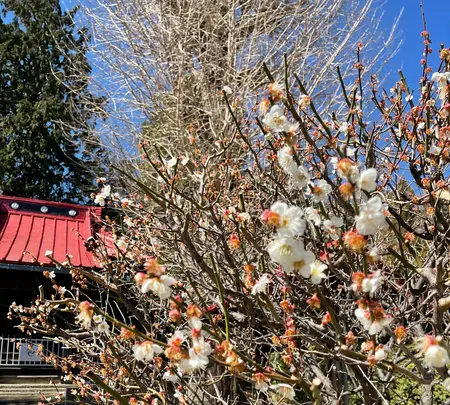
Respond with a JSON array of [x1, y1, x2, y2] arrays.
[[389, 364, 450, 405], [0, 0, 106, 202]]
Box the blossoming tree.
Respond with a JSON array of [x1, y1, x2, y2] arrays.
[[9, 34, 450, 405]]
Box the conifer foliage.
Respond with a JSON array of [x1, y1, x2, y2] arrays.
[[0, 0, 105, 202]]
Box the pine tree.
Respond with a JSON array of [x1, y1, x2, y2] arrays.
[[0, 0, 106, 202]]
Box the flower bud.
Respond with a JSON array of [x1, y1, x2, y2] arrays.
[[169, 309, 182, 323], [268, 82, 282, 101], [306, 293, 321, 309], [337, 158, 358, 182], [395, 326, 407, 344], [228, 234, 240, 249], [346, 331, 357, 346], [339, 182, 355, 199], [343, 231, 367, 251]]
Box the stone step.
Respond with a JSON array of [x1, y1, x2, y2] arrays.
[[0, 384, 70, 400]]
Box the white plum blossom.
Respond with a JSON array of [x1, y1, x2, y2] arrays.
[[359, 168, 378, 192], [174, 392, 187, 403], [428, 144, 442, 155], [369, 247, 379, 262], [176, 358, 196, 374], [291, 165, 310, 188], [355, 305, 392, 335], [236, 212, 251, 222], [116, 238, 128, 250], [94, 195, 106, 206], [355, 196, 387, 235], [424, 344, 450, 368], [124, 217, 134, 227], [277, 146, 297, 174], [230, 311, 246, 321], [270, 384, 295, 402], [93, 314, 103, 324], [311, 180, 332, 202], [263, 105, 290, 133], [168, 331, 187, 346], [94, 185, 111, 206], [267, 237, 315, 275], [309, 261, 328, 285], [269, 82, 283, 97], [120, 197, 131, 206], [163, 370, 180, 383], [330, 156, 339, 170], [444, 378, 450, 392], [188, 317, 203, 330], [255, 377, 269, 392], [102, 185, 111, 197], [191, 336, 212, 359], [177, 338, 212, 373], [269, 202, 306, 237], [345, 147, 356, 158], [251, 274, 272, 295], [222, 85, 232, 95], [166, 156, 178, 168], [323, 216, 343, 240], [339, 122, 349, 133], [355, 308, 372, 331], [299, 94, 311, 108], [76, 301, 94, 329], [133, 341, 163, 362], [141, 275, 177, 299], [336, 158, 359, 183], [97, 321, 110, 334], [305, 207, 321, 226], [374, 347, 388, 361], [362, 271, 381, 296], [369, 317, 392, 335], [431, 72, 450, 100]]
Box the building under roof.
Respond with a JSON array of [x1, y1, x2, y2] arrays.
[[0, 195, 113, 390], [0, 195, 112, 271]]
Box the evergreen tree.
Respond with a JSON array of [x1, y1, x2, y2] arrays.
[[0, 0, 106, 202]]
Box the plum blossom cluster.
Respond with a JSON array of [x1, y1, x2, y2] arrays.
[[134, 258, 177, 300], [8, 45, 450, 405], [420, 335, 450, 368], [261, 201, 327, 284], [168, 307, 213, 374]]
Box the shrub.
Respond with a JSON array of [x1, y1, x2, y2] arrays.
[[10, 38, 450, 405]]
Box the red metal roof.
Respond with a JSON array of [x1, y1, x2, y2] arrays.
[[0, 196, 111, 269]]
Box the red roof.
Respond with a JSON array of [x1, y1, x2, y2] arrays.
[[0, 196, 112, 268]]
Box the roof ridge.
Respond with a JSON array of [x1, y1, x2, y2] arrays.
[[0, 196, 90, 210]]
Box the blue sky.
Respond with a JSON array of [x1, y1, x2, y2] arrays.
[[3, 0, 450, 107], [382, 0, 450, 90], [6, 0, 450, 92], [59, 0, 449, 95]]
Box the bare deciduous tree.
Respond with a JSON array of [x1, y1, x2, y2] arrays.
[[81, 0, 401, 168]]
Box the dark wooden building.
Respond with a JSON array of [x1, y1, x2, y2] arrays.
[[0, 196, 110, 403]]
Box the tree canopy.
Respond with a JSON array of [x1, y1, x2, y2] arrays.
[[0, 0, 106, 202]]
